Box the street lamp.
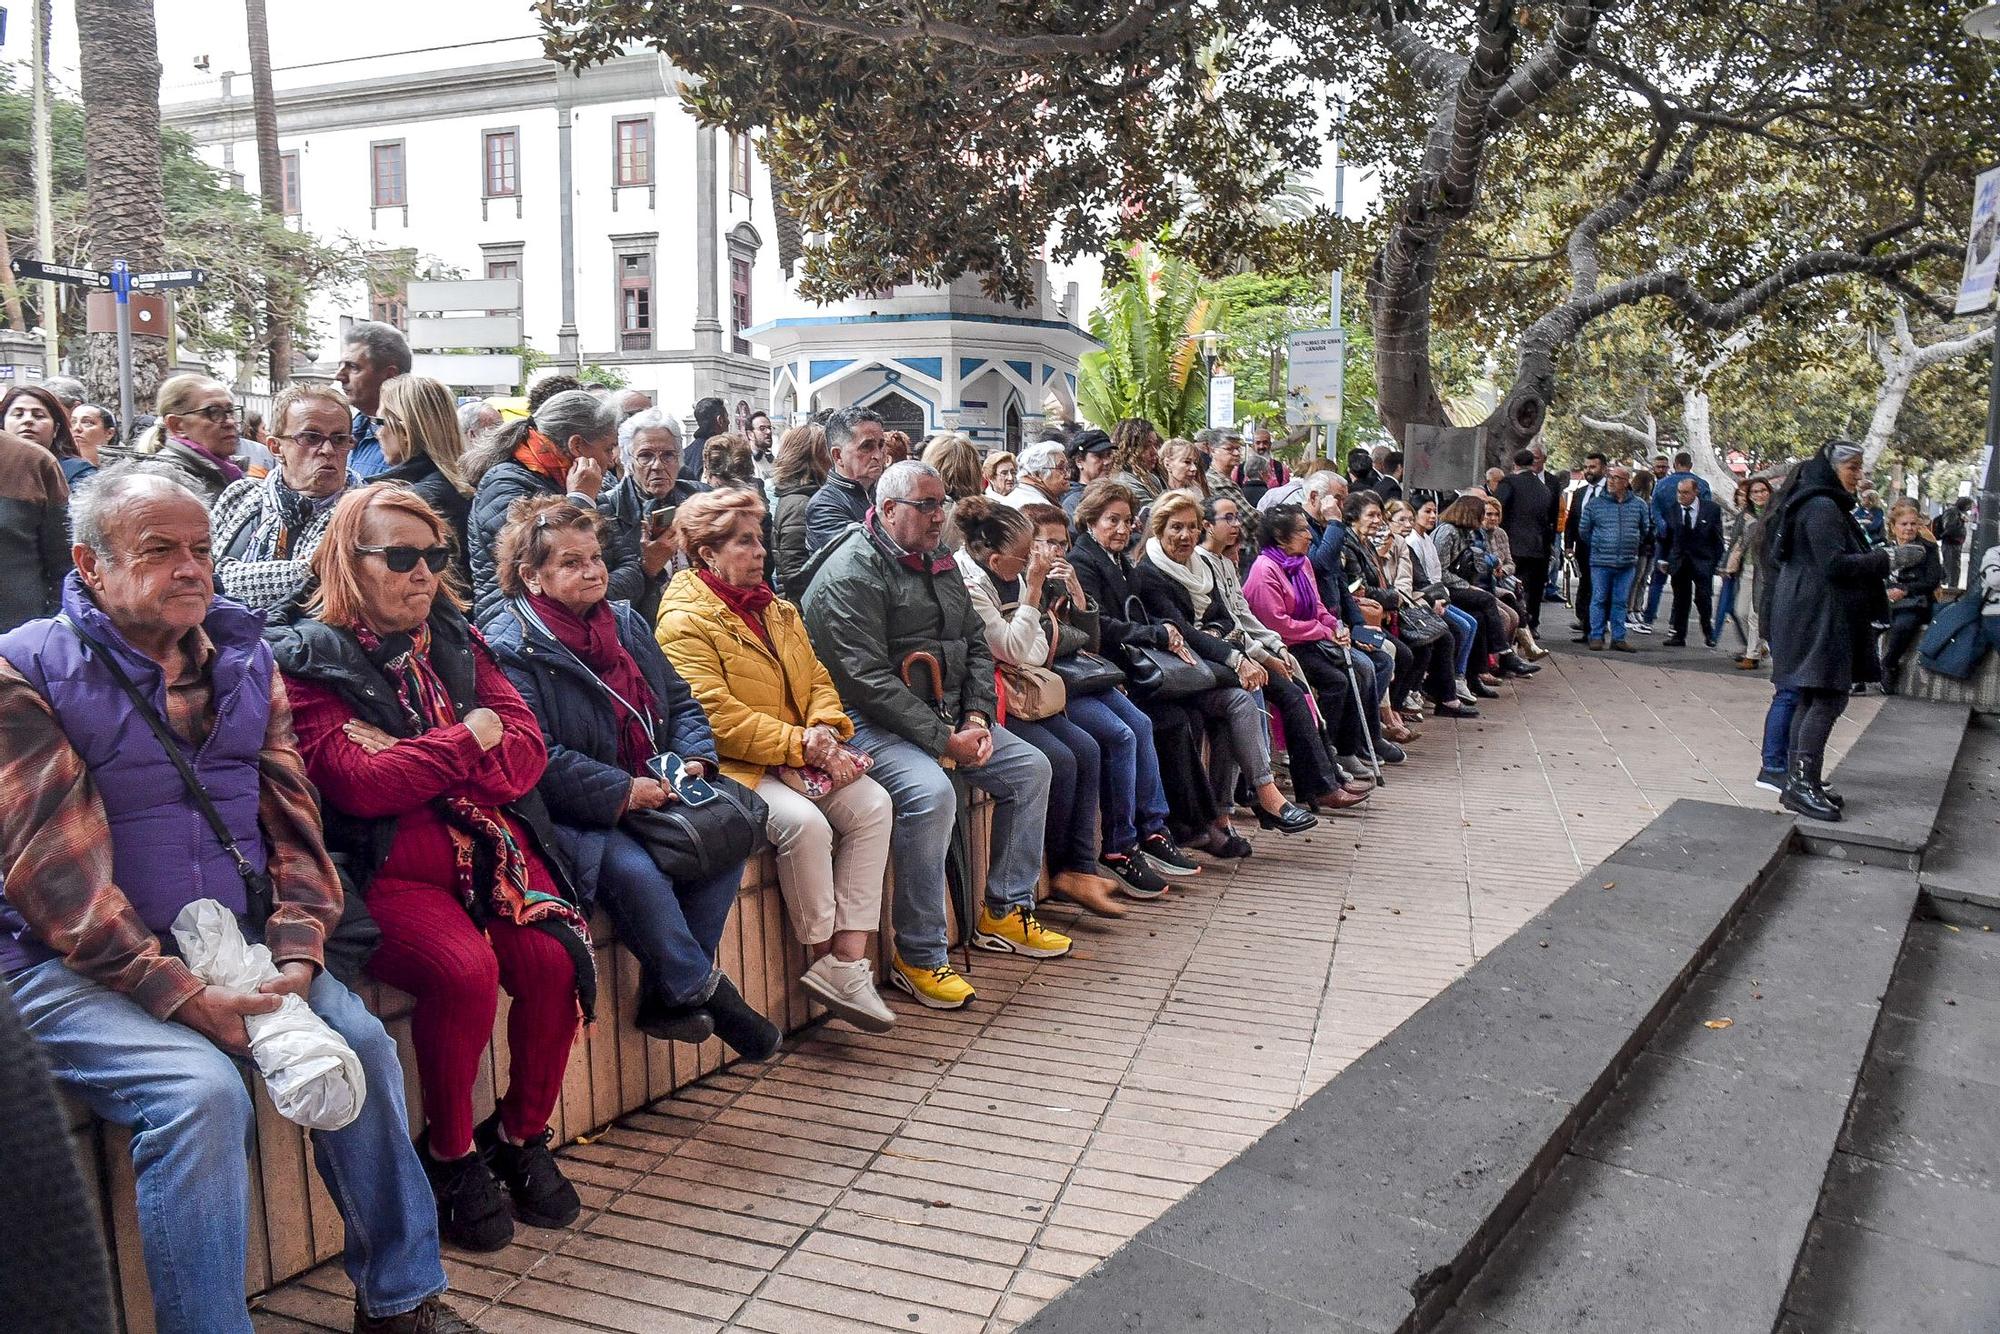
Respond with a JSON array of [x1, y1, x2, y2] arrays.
[[1195, 329, 1226, 431], [1961, 6, 2000, 576]]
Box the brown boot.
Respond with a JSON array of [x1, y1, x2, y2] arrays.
[[1050, 871, 1128, 918]]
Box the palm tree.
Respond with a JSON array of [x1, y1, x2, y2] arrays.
[[74, 0, 167, 408], [247, 0, 291, 387], [1076, 245, 1226, 437]]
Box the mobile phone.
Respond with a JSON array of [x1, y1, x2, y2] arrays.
[[648, 751, 718, 805], [646, 504, 678, 539]]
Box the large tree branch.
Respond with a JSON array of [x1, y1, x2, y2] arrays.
[[1439, 1, 1517, 213], [1566, 122, 1708, 296], [1373, 2, 1469, 89], [1578, 411, 1657, 451], [1488, 0, 1608, 127], [719, 0, 1174, 59]]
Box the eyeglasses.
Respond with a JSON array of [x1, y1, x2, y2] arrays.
[[356, 544, 451, 574], [888, 497, 947, 515], [182, 404, 241, 424], [282, 430, 357, 454]]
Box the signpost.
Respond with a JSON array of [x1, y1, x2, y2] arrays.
[[1286, 328, 1347, 441], [1206, 374, 1236, 432], [9, 258, 204, 434]]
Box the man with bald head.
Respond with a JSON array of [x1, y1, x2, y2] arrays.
[[0, 463, 480, 1334]]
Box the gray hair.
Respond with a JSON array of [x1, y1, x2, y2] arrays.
[[1824, 439, 1864, 466], [1303, 470, 1347, 503], [342, 319, 413, 375], [457, 400, 499, 438], [42, 376, 87, 410], [1017, 441, 1068, 479], [618, 407, 683, 469], [876, 459, 940, 504], [537, 389, 619, 448], [825, 404, 883, 453], [70, 461, 207, 560]]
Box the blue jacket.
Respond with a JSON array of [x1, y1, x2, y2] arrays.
[[1649, 470, 1711, 535], [1918, 594, 2000, 680], [347, 411, 386, 479], [484, 600, 716, 902], [1580, 490, 1653, 568], [1308, 517, 1365, 626]]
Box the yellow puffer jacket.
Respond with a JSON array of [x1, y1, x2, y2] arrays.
[[654, 568, 854, 787]]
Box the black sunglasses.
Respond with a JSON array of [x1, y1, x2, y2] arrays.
[[356, 544, 451, 574]]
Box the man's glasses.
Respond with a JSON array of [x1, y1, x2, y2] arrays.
[[183, 404, 241, 424], [282, 431, 357, 454], [888, 497, 946, 515], [356, 544, 451, 574]]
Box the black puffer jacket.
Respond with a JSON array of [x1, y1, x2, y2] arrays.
[[599, 472, 702, 626], [377, 453, 472, 584]]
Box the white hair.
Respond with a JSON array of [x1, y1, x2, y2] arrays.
[[1017, 441, 1068, 479], [71, 462, 207, 559], [618, 407, 683, 469], [876, 459, 940, 503], [1303, 470, 1346, 502]]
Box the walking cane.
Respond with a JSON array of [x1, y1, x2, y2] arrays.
[[1340, 643, 1385, 788], [901, 651, 977, 971]]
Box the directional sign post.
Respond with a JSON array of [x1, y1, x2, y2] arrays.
[[8, 259, 202, 438]]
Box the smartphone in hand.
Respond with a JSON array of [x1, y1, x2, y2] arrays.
[[648, 751, 718, 805]]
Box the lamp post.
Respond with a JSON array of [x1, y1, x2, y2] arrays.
[[1962, 5, 2000, 579]]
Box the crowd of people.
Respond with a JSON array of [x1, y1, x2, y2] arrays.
[[0, 317, 1967, 1332]]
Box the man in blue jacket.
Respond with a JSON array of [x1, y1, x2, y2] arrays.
[[1640, 449, 1711, 630], [1579, 464, 1653, 651]]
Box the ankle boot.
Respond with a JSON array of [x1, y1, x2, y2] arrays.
[[1515, 627, 1549, 662], [1779, 754, 1840, 822]]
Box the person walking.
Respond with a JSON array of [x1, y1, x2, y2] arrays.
[[1578, 464, 1651, 652], [1656, 475, 1724, 647], [1765, 441, 1895, 821], [1565, 452, 1608, 639]]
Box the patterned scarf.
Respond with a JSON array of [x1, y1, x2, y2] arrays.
[[355, 621, 592, 943], [864, 508, 954, 574], [513, 428, 572, 487], [248, 472, 339, 561]]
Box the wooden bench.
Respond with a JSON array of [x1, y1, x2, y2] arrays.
[[68, 814, 997, 1333]]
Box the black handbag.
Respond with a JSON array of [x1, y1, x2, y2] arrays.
[[58, 616, 382, 984], [1397, 603, 1449, 647], [1120, 599, 1221, 699], [622, 775, 770, 882], [1049, 651, 1126, 696]]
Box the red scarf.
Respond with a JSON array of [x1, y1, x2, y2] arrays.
[[527, 594, 659, 772], [697, 569, 777, 650], [513, 428, 572, 486]]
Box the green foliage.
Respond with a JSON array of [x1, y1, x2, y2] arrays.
[[1076, 248, 1224, 437]]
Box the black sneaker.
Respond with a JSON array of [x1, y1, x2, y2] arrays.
[[703, 974, 782, 1061], [416, 1133, 513, 1253], [1753, 766, 1785, 793], [1099, 851, 1170, 900], [353, 1295, 486, 1333], [1137, 831, 1201, 877], [475, 1113, 581, 1230]]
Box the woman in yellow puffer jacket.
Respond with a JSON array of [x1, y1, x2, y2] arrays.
[[654, 489, 897, 1032]]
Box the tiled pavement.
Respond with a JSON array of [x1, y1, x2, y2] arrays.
[[253, 643, 1875, 1334]]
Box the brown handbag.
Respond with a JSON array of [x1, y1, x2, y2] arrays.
[[999, 604, 1069, 721]]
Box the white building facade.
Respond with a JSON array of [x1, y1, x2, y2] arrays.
[[161, 48, 1094, 440]]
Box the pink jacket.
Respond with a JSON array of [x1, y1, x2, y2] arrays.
[[1243, 554, 1341, 646]]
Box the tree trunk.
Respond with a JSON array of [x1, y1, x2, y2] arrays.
[[1860, 309, 1993, 473], [1367, 230, 1451, 446], [1677, 384, 1741, 500], [74, 0, 168, 409], [246, 0, 292, 388]]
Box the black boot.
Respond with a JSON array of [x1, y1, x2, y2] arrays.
[[1498, 652, 1540, 677], [415, 1132, 513, 1253], [1780, 753, 1840, 822], [703, 974, 782, 1061]]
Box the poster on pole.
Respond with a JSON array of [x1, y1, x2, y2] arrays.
[[1286, 329, 1345, 428], [1403, 423, 1483, 493], [1955, 164, 2000, 316], [1206, 375, 1236, 431]]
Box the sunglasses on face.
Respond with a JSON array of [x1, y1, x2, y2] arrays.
[[888, 497, 946, 515], [356, 544, 451, 574]]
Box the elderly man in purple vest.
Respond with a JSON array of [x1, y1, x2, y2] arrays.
[[0, 465, 481, 1334]]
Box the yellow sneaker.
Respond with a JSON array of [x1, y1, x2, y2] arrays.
[[973, 905, 1073, 959], [887, 955, 976, 1009]]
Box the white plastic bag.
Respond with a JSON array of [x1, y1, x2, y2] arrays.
[[170, 899, 366, 1131]]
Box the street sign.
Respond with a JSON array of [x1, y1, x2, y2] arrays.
[[1286, 328, 1346, 428], [132, 269, 205, 290], [11, 258, 108, 288], [1206, 374, 1236, 431]]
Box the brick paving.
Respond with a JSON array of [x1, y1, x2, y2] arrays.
[[253, 646, 1875, 1333]]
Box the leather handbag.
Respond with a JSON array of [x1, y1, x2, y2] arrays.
[[999, 662, 1067, 720], [1120, 599, 1219, 699], [1397, 602, 1449, 647], [1049, 651, 1125, 696], [623, 774, 770, 883]]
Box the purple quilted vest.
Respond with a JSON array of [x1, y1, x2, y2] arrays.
[[0, 573, 272, 973]]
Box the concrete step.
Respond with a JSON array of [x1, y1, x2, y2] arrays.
[[1018, 801, 1798, 1334], [1436, 855, 1920, 1334], [1799, 696, 1970, 869], [1915, 714, 2000, 915]]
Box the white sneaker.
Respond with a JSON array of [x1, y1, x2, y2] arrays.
[[802, 955, 897, 1033], [1456, 684, 1479, 705], [1630, 622, 1654, 635]]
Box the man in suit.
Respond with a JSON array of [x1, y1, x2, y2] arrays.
[[1496, 447, 1557, 636], [1565, 451, 1608, 641], [1656, 475, 1724, 646], [1642, 449, 1712, 629]]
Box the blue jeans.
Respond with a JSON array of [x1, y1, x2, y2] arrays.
[[1444, 604, 1477, 675], [594, 828, 744, 1005], [849, 721, 1052, 968], [1008, 714, 1101, 875], [1642, 562, 1668, 623], [1066, 689, 1169, 852], [1761, 686, 1800, 772], [9, 958, 445, 1334], [1590, 564, 1637, 643]]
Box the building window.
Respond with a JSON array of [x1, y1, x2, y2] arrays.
[[483, 130, 519, 198], [729, 132, 753, 197], [485, 258, 520, 283], [620, 251, 653, 351], [729, 257, 753, 355], [367, 251, 412, 331], [278, 149, 301, 215], [615, 117, 652, 187], [370, 141, 406, 209], [481, 242, 525, 317]]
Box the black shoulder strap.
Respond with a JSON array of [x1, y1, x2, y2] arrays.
[[57, 614, 267, 896]]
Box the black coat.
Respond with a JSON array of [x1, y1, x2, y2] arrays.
[[803, 471, 872, 558], [1496, 471, 1556, 560], [1769, 480, 1892, 691], [1889, 537, 1946, 612], [599, 473, 702, 627], [1657, 497, 1725, 577], [1069, 533, 1174, 656], [484, 600, 719, 902], [377, 454, 472, 584], [1129, 561, 1240, 666]]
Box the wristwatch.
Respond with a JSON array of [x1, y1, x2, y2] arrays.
[[961, 712, 991, 731]]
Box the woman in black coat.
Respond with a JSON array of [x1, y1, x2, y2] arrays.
[[483, 496, 778, 1059], [1766, 440, 1893, 820], [376, 374, 474, 583]]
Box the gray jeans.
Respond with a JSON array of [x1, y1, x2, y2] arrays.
[[1199, 684, 1275, 806]]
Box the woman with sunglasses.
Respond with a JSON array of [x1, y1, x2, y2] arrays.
[[485, 496, 783, 1055], [269, 484, 593, 1254], [212, 383, 358, 610], [135, 373, 244, 503]]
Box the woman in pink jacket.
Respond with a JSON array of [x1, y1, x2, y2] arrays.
[[1243, 502, 1381, 767]]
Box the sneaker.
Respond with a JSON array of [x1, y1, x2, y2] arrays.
[[474, 1113, 580, 1230], [887, 956, 976, 1009], [1753, 766, 1786, 793], [703, 974, 782, 1061], [1456, 684, 1479, 705], [353, 1296, 486, 1334], [1138, 831, 1202, 877], [416, 1133, 512, 1253], [1630, 622, 1654, 635], [1100, 851, 1171, 899], [802, 955, 897, 1033], [974, 904, 1074, 959]]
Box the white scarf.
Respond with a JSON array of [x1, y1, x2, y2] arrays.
[[1144, 536, 1214, 619]]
